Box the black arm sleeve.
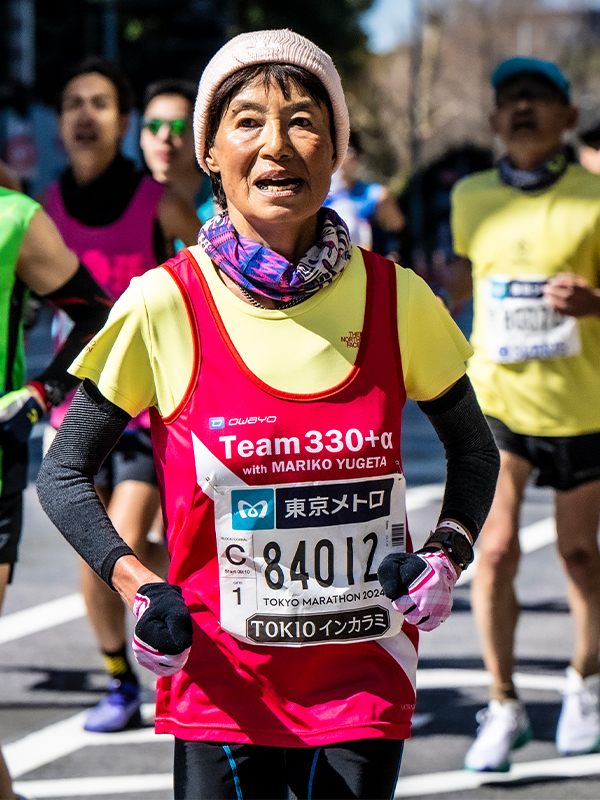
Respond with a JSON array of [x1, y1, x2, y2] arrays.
[[36, 380, 136, 586], [33, 264, 112, 404], [417, 374, 500, 542]]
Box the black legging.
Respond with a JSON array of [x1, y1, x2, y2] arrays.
[[173, 738, 404, 800]]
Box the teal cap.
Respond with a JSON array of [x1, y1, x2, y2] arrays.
[[491, 57, 570, 100]]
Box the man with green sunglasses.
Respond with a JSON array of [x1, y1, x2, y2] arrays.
[[141, 79, 217, 225], [142, 117, 190, 137]]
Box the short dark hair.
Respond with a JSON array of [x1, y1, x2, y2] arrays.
[[205, 63, 335, 209], [55, 56, 135, 115], [143, 78, 198, 112]]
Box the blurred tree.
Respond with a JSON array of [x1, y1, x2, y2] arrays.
[[27, 0, 228, 106], [0, 0, 374, 108], [229, 0, 375, 80], [347, 0, 600, 183]]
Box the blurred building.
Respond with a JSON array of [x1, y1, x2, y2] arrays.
[[0, 0, 228, 195]]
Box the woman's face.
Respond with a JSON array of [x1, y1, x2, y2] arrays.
[[205, 76, 335, 248]]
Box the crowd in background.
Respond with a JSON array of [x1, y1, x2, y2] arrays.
[[3, 37, 600, 800]]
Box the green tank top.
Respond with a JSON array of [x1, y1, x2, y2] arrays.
[[0, 188, 41, 395]]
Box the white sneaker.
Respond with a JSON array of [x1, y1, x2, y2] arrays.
[[464, 699, 532, 772], [556, 667, 600, 755]]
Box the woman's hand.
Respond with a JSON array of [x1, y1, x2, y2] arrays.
[[111, 554, 163, 610], [377, 549, 459, 631], [544, 273, 600, 318], [111, 557, 193, 676], [132, 583, 193, 676]]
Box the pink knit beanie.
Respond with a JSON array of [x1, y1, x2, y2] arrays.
[[194, 29, 350, 174]]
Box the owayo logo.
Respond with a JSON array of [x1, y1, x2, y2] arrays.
[[231, 488, 275, 530]]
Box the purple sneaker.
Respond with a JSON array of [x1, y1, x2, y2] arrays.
[[84, 679, 141, 733]]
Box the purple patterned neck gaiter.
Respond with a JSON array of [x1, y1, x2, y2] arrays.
[[198, 207, 352, 303]]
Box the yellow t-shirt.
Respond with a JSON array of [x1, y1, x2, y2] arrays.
[[452, 164, 600, 436], [71, 245, 472, 418]]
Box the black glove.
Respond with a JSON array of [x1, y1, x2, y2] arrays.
[[377, 550, 458, 631], [132, 583, 193, 676], [0, 387, 45, 450], [378, 551, 431, 601]]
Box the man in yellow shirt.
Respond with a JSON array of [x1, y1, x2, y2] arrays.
[[452, 56, 600, 771], [578, 118, 600, 176]]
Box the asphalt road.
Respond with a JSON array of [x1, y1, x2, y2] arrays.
[[3, 314, 598, 799]]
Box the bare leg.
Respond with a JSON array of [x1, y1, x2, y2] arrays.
[[0, 748, 16, 800], [80, 481, 165, 654], [471, 450, 532, 694], [0, 563, 17, 799], [555, 480, 600, 677], [0, 563, 10, 613]]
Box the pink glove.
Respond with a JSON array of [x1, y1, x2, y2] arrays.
[[132, 583, 193, 677], [377, 550, 458, 631]]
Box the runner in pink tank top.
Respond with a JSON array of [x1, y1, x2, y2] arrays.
[[44, 175, 163, 299], [38, 36, 499, 799], [40, 56, 200, 736], [45, 175, 163, 431], [149, 245, 417, 750]]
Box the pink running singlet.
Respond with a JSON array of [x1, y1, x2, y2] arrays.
[[45, 176, 164, 429], [44, 176, 164, 299], [150, 248, 419, 747]]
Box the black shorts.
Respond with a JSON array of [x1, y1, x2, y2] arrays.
[[486, 415, 600, 491], [0, 492, 23, 578], [173, 738, 404, 800], [96, 427, 158, 490], [0, 442, 29, 577]]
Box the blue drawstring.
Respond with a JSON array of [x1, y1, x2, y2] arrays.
[[307, 746, 322, 799], [223, 744, 243, 800]]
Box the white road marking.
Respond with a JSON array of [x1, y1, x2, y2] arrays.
[[4, 704, 168, 778], [405, 483, 445, 513], [14, 773, 173, 798], [520, 516, 557, 553], [13, 738, 600, 798], [416, 668, 565, 692], [457, 516, 555, 586], [0, 592, 85, 644], [5, 711, 92, 778], [4, 670, 564, 782], [394, 753, 600, 797], [0, 490, 554, 647], [1, 487, 552, 648], [410, 713, 434, 729], [15, 753, 600, 800]]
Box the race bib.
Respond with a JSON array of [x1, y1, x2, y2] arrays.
[[484, 276, 581, 363], [214, 474, 406, 646]]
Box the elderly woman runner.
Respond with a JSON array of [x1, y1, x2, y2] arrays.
[[38, 30, 499, 800]]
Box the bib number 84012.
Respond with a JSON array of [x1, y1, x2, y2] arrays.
[[215, 474, 406, 645], [262, 533, 379, 591]]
